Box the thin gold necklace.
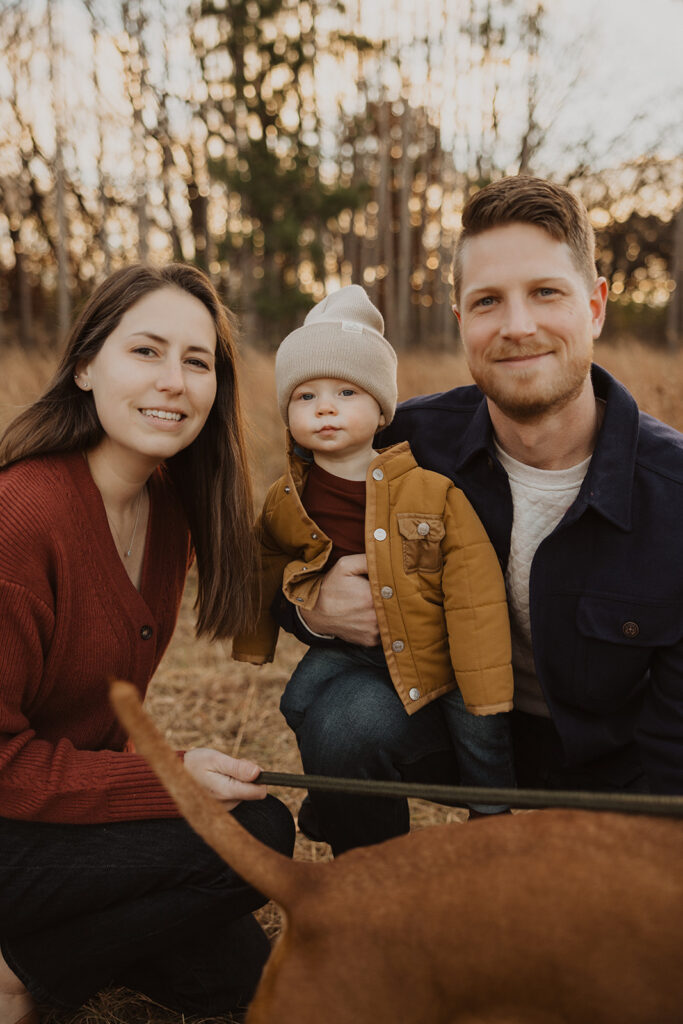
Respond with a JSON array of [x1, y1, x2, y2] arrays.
[[108, 488, 144, 558]]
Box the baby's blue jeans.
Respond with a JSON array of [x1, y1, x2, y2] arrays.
[[280, 644, 515, 854]]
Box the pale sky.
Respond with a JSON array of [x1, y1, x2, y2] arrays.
[[541, 0, 683, 165], [349, 0, 683, 171], [5, 0, 683, 182]]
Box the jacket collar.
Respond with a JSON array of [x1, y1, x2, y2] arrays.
[[286, 432, 416, 483], [451, 397, 497, 469], [452, 364, 638, 531], [580, 364, 638, 531]]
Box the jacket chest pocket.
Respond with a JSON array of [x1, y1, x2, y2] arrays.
[[573, 595, 682, 708], [396, 514, 445, 574]]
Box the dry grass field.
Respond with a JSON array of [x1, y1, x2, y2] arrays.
[[1, 338, 682, 1023]]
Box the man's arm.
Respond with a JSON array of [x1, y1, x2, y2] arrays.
[[276, 553, 379, 647]]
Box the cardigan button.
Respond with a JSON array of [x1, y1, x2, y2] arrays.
[[622, 621, 640, 639], [140, 625, 153, 640], [380, 586, 393, 599], [373, 528, 387, 541], [409, 687, 420, 701], [392, 639, 404, 653], [372, 468, 384, 481]]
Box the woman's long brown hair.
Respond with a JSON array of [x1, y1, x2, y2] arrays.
[[0, 263, 258, 640]]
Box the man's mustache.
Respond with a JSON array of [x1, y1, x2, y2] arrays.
[[490, 346, 552, 362]]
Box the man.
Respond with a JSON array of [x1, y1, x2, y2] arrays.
[[279, 176, 683, 852]]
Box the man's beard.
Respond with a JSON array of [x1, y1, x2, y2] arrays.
[[469, 345, 592, 424]]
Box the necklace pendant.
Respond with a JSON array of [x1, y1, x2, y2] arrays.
[[106, 487, 143, 562]]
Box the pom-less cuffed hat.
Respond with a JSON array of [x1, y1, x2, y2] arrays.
[[275, 284, 398, 425]]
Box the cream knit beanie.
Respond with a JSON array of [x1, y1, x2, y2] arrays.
[[275, 285, 398, 425]]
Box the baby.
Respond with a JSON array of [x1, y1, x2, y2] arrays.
[[234, 285, 516, 851]]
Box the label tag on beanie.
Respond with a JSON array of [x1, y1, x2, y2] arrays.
[[341, 321, 363, 333]]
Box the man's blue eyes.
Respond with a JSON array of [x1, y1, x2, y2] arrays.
[[474, 287, 558, 308]]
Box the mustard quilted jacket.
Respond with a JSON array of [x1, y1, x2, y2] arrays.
[[233, 440, 513, 716]]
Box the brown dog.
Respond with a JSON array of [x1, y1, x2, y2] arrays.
[[110, 680, 683, 1024]]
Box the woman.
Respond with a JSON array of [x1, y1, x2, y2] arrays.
[[0, 263, 294, 1023]]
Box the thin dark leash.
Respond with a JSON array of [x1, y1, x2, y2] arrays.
[[256, 770, 683, 818]]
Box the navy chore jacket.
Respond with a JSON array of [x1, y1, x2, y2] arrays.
[[377, 364, 683, 794]]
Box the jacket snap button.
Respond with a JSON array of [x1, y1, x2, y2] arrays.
[[372, 468, 384, 481], [311, 532, 318, 540], [392, 639, 404, 653], [284, 486, 291, 493], [140, 625, 153, 640], [622, 621, 640, 638], [416, 522, 430, 537], [381, 586, 393, 599], [296, 597, 304, 602], [409, 687, 420, 701], [373, 528, 387, 541]]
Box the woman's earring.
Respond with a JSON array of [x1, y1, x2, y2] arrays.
[[75, 374, 90, 390]]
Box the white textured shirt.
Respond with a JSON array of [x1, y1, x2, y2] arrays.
[[495, 443, 591, 717]]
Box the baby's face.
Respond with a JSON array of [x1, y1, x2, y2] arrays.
[[287, 377, 384, 458]]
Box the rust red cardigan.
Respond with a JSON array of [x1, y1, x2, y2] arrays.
[[0, 451, 192, 823]]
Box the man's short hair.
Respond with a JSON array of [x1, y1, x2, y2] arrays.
[[452, 176, 597, 304]]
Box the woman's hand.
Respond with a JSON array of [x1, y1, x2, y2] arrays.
[[300, 553, 379, 646], [184, 748, 267, 810]]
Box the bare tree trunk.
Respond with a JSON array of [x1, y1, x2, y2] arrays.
[[84, 0, 112, 275], [47, 0, 70, 341], [377, 95, 396, 340], [8, 226, 34, 349], [346, 1, 367, 289], [666, 204, 683, 349], [439, 152, 459, 351], [158, 38, 184, 263], [188, 180, 210, 273], [396, 101, 413, 350], [517, 4, 543, 174], [121, 1, 149, 261]]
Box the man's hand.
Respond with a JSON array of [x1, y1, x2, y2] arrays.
[[184, 748, 267, 810], [301, 553, 379, 646]]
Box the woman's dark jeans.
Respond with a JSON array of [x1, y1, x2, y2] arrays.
[[0, 795, 294, 1015]]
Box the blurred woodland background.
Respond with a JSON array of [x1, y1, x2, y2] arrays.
[[1, 0, 683, 355]]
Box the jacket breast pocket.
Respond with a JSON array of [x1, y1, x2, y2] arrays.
[[574, 595, 682, 709], [396, 514, 445, 574]]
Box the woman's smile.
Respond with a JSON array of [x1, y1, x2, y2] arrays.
[[139, 407, 186, 425]]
